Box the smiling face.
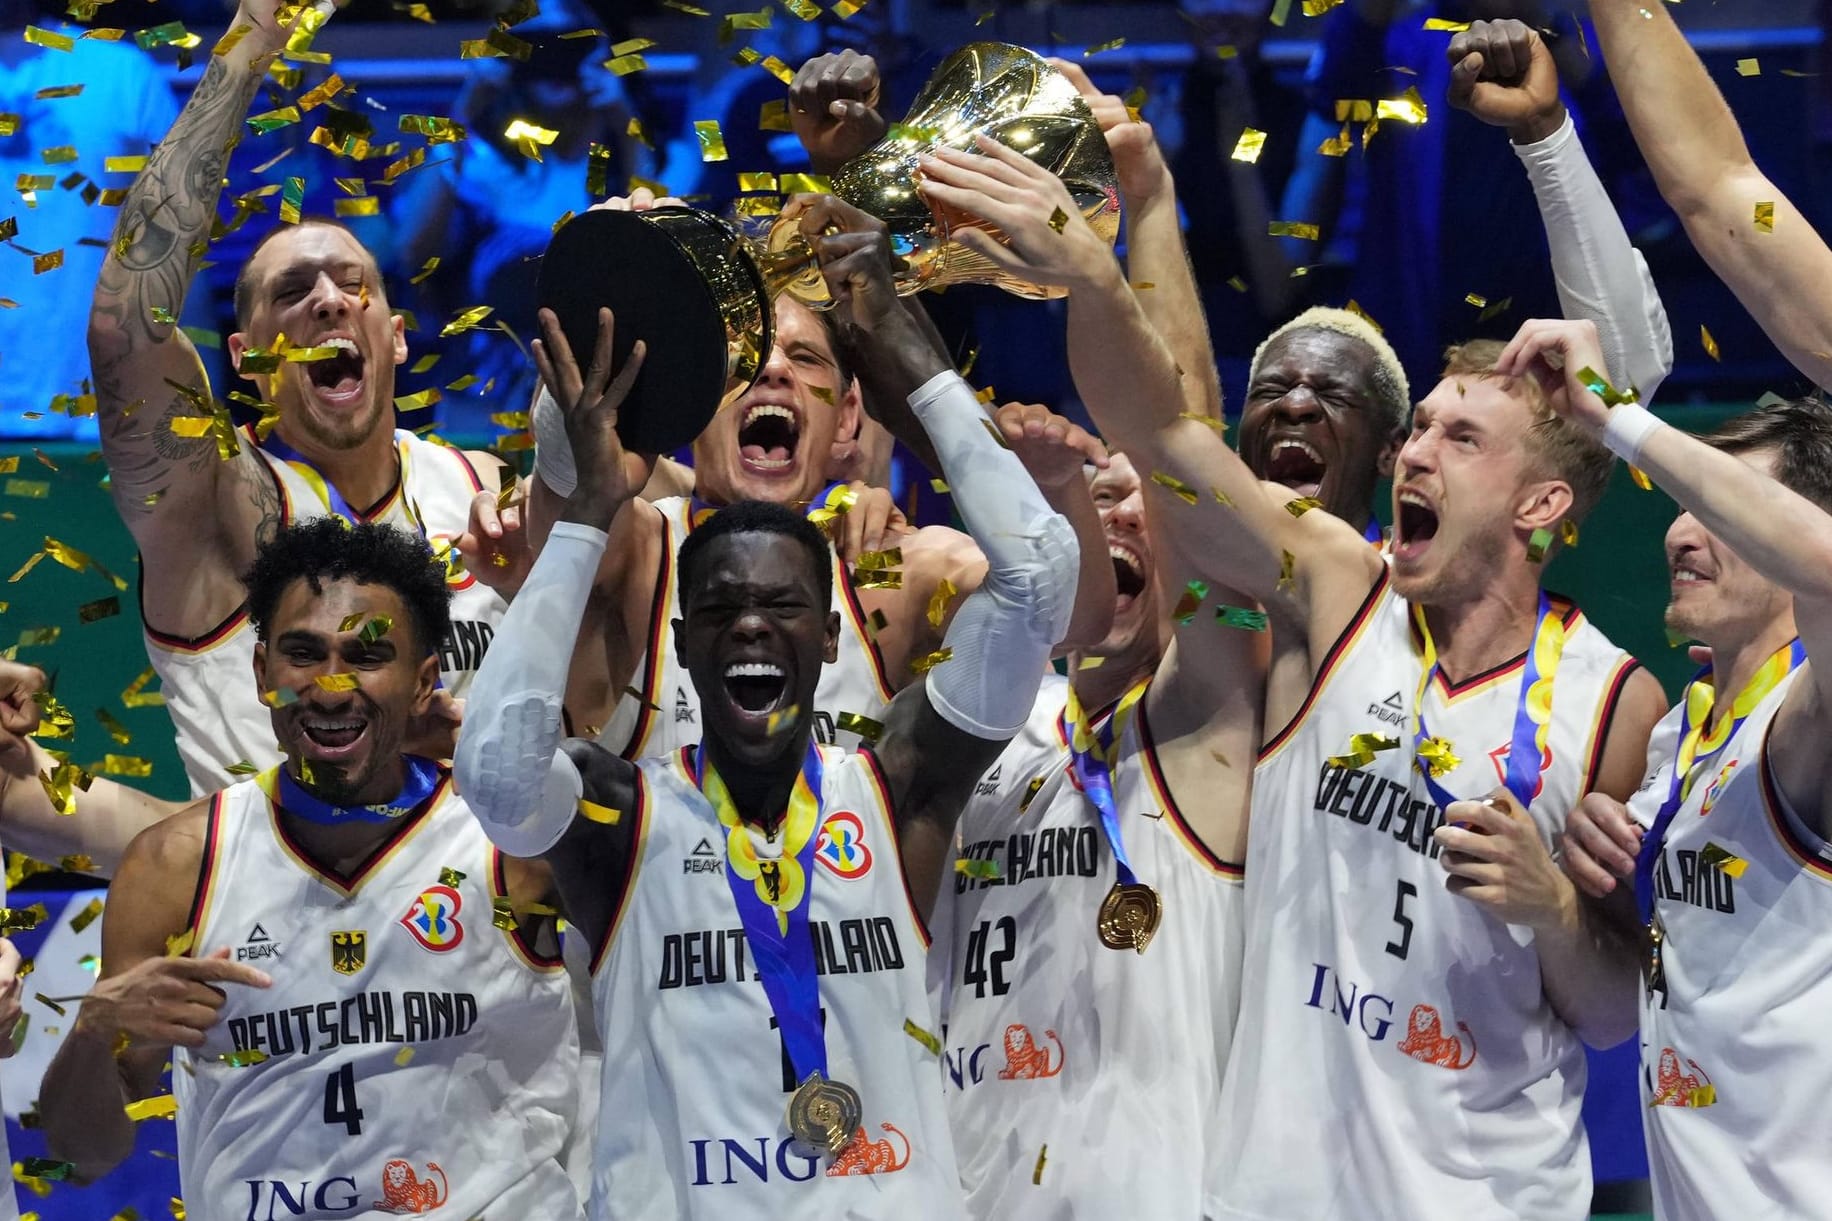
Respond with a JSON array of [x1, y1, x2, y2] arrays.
[[675, 533, 840, 769], [1085, 453, 1163, 668], [690, 298, 861, 508], [1239, 328, 1401, 525], [1664, 447, 1793, 647], [230, 224, 408, 457], [1389, 374, 1559, 605], [254, 576, 437, 806]]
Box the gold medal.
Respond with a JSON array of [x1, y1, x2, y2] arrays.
[[1097, 881, 1162, 954], [786, 1072, 863, 1157]]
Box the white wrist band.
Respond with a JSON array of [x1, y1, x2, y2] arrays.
[[532, 387, 578, 498], [1601, 400, 1663, 465]]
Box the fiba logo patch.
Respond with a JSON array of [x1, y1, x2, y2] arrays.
[[814, 811, 872, 879], [399, 885, 465, 953], [1699, 759, 1739, 818]]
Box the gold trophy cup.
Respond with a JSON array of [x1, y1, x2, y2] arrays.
[[535, 41, 1119, 453]]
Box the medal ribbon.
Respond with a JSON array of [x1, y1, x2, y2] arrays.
[[1634, 638, 1804, 922], [698, 740, 829, 1084], [1065, 677, 1152, 892], [1364, 518, 1385, 547], [1408, 592, 1567, 810], [268, 754, 443, 825]]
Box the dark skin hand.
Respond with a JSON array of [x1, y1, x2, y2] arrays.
[[789, 50, 888, 175]]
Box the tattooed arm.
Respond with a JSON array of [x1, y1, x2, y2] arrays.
[[88, 3, 318, 637]]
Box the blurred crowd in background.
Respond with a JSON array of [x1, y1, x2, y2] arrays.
[[2, 0, 1826, 451]]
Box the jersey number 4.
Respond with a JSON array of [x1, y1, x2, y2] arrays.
[[963, 917, 1016, 998], [324, 1062, 365, 1136]]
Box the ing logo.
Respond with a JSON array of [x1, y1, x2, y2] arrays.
[[996, 1024, 1064, 1080], [1395, 1004, 1477, 1070]]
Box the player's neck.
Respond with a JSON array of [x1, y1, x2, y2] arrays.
[[1418, 568, 1544, 683], [703, 738, 804, 832], [1070, 651, 1157, 714], [1704, 613, 1800, 719], [279, 756, 414, 869], [271, 419, 401, 514]]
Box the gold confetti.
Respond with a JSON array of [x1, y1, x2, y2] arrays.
[[579, 800, 621, 825], [954, 857, 1000, 879], [1560, 520, 1580, 548], [393, 1046, 415, 1067], [101, 755, 152, 777], [1277, 549, 1296, 593], [77, 597, 121, 624], [694, 119, 729, 162], [1268, 221, 1320, 240], [926, 578, 958, 630], [34, 993, 65, 1017], [903, 1018, 942, 1056], [1020, 776, 1046, 812], [1423, 16, 1469, 30], [438, 866, 466, 888], [1755, 202, 1775, 233], [333, 197, 379, 217], [1696, 842, 1749, 878], [1232, 127, 1267, 163], [247, 106, 301, 134], [0, 905, 47, 931], [215, 1048, 269, 1067], [122, 666, 165, 708], [491, 898, 517, 931], [910, 647, 953, 675], [1284, 497, 1324, 517], [1630, 467, 1653, 492], [778, 172, 831, 194], [835, 712, 884, 745], [5, 480, 48, 500], [1047, 206, 1069, 233], [24, 26, 74, 50], [1083, 37, 1124, 56], [1526, 526, 1554, 564], [1416, 736, 1461, 778], [441, 305, 494, 337], [31, 251, 62, 275], [1327, 732, 1401, 770], [1149, 471, 1198, 504], [260, 687, 299, 708], [16, 625, 58, 646], [225, 761, 259, 776], [358, 616, 392, 644], [125, 1095, 178, 1122], [35, 85, 83, 100], [337, 612, 364, 632], [1700, 324, 1720, 362], [1033, 1144, 1048, 1185], [58, 854, 93, 873], [1736, 58, 1760, 77], [314, 674, 360, 693], [69, 897, 103, 933], [1376, 87, 1428, 125]]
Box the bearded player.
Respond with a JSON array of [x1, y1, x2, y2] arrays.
[[1514, 324, 1832, 1212], [457, 200, 1079, 1216], [40, 520, 581, 1218], [919, 129, 1669, 1216], [90, 0, 512, 794]]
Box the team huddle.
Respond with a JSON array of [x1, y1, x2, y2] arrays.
[[2, 2, 1827, 1219]]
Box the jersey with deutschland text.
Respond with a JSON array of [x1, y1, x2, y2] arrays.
[[597, 496, 896, 760], [944, 676, 1244, 1220], [1217, 571, 1642, 1220], [1629, 670, 1832, 1219], [148, 428, 507, 795], [589, 743, 961, 1221], [172, 765, 582, 1220]]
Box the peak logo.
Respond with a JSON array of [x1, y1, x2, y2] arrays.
[[237, 923, 281, 962], [814, 810, 872, 880], [398, 885, 465, 953], [1368, 691, 1406, 726], [683, 837, 722, 875], [975, 764, 1003, 797]]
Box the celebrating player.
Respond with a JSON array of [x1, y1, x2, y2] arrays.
[[40, 519, 581, 1218], [90, 0, 510, 794], [455, 200, 1080, 1215], [1509, 316, 1832, 1214]]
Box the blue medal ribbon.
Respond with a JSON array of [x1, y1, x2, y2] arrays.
[[1410, 591, 1564, 811], [1633, 638, 1805, 923], [271, 754, 443, 825], [697, 740, 830, 1085], [1065, 679, 1151, 892], [1364, 518, 1385, 547]]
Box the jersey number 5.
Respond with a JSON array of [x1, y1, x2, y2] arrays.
[[1385, 880, 1417, 961], [324, 1062, 365, 1136]]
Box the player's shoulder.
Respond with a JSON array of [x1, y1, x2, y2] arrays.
[[120, 794, 214, 880]]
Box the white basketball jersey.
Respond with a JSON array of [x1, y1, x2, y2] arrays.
[[599, 496, 896, 759], [1629, 669, 1832, 1219], [589, 744, 961, 1221], [148, 429, 508, 795], [1217, 572, 1642, 1220], [944, 676, 1245, 1220], [173, 766, 582, 1220]]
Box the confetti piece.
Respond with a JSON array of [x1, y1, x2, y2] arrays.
[[101, 755, 152, 777], [954, 857, 1000, 879], [1047, 206, 1069, 233], [125, 1095, 178, 1122], [1526, 526, 1554, 565], [103, 154, 148, 172], [31, 251, 62, 275], [491, 898, 517, 931], [694, 119, 729, 162], [1736, 58, 1760, 77], [1232, 128, 1267, 163], [394, 1047, 415, 1067], [78, 597, 121, 624], [1277, 549, 1296, 593], [5, 481, 48, 500], [1327, 732, 1400, 770], [1415, 736, 1460, 778], [1700, 324, 1720, 362], [926, 579, 957, 630], [1149, 471, 1198, 504], [835, 712, 884, 744], [910, 648, 953, 676], [35, 85, 83, 99], [58, 854, 93, 873], [1560, 520, 1579, 548], [1423, 17, 1469, 30], [759, 99, 791, 131], [1216, 605, 1268, 632], [1284, 497, 1323, 518], [69, 897, 103, 933], [16, 626, 57, 646], [1575, 367, 1639, 408], [1755, 202, 1775, 233], [225, 761, 259, 776], [1478, 297, 1514, 323], [1269, 221, 1320, 240], [1630, 467, 1653, 491], [1171, 580, 1209, 625], [438, 866, 467, 888], [903, 1018, 942, 1056], [1033, 1144, 1048, 1185], [442, 305, 494, 337], [215, 1048, 269, 1067], [1699, 842, 1749, 878], [260, 687, 299, 708], [24, 26, 74, 50], [579, 800, 621, 825], [122, 666, 164, 708], [0, 905, 46, 931], [334, 197, 379, 218], [1376, 87, 1428, 125], [358, 616, 393, 644], [1083, 37, 1124, 56], [17, 1158, 72, 1180]]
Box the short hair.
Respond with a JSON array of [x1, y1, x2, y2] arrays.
[[1250, 306, 1411, 437], [1439, 339, 1614, 524], [233, 217, 376, 331], [244, 518, 453, 659], [1704, 395, 1832, 514], [676, 499, 833, 611]]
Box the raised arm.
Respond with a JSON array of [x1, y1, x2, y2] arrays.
[[41, 809, 270, 1181], [912, 136, 1382, 628], [1590, 0, 1832, 387], [1448, 19, 1672, 400]]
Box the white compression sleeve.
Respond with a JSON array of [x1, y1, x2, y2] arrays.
[[452, 521, 603, 856], [532, 386, 578, 498], [908, 370, 1079, 738], [1516, 113, 1674, 401]]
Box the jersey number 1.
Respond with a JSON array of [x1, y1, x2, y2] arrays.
[[1385, 880, 1417, 961], [324, 1062, 365, 1136]]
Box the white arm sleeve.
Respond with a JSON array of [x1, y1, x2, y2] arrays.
[[452, 521, 603, 856], [1516, 113, 1674, 401], [908, 370, 1079, 738]]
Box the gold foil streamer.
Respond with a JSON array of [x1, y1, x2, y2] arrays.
[[834, 712, 884, 745], [926, 579, 957, 629], [1327, 732, 1401, 770], [491, 898, 517, 930], [1284, 497, 1323, 517], [1149, 471, 1198, 504], [910, 647, 953, 675], [1415, 736, 1460, 778], [101, 755, 152, 777], [121, 666, 164, 708], [903, 1018, 942, 1056], [24, 27, 74, 51], [1700, 324, 1720, 362], [1268, 221, 1320, 240], [125, 1095, 178, 1121], [0, 905, 47, 931]]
